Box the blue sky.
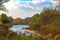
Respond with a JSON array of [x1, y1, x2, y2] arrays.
[[4, 0, 57, 19]]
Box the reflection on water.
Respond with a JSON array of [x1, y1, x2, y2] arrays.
[[9, 25, 29, 34]]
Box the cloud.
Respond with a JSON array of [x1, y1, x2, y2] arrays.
[[51, 0, 58, 4], [15, 0, 57, 11], [19, 0, 45, 4], [4, 0, 40, 18], [3, 0, 58, 18], [31, 0, 45, 4], [15, 0, 44, 11]]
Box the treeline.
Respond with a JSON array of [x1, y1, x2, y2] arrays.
[[13, 17, 31, 25], [2, 16, 31, 25], [29, 8, 60, 40]]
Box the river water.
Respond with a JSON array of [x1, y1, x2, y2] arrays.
[[9, 25, 30, 34]]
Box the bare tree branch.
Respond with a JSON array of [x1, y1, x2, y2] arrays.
[[0, 0, 9, 12]]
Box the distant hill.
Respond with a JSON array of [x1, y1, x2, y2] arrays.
[[13, 17, 31, 25]]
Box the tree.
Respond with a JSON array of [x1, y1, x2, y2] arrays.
[[29, 8, 60, 40], [13, 18, 22, 25], [0, 13, 12, 29], [29, 14, 40, 30], [0, 13, 13, 40], [30, 8, 60, 31], [53, 0, 60, 10], [0, 0, 9, 12], [8, 16, 13, 24]]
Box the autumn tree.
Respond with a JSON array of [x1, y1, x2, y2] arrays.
[[30, 8, 60, 32], [13, 18, 22, 25]]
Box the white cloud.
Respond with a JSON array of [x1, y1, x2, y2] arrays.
[[51, 0, 58, 4], [10, 0, 41, 12], [3, 0, 40, 18], [3, 0, 58, 18], [19, 3, 41, 11], [32, 0, 45, 4], [19, 0, 45, 4]]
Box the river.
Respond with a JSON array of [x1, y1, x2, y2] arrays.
[[9, 25, 30, 34]]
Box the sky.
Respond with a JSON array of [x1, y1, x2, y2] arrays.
[[3, 0, 58, 19]]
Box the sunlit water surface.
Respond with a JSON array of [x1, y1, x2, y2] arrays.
[[9, 25, 29, 34]]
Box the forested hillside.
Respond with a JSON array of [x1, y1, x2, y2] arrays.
[[30, 8, 60, 40]]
